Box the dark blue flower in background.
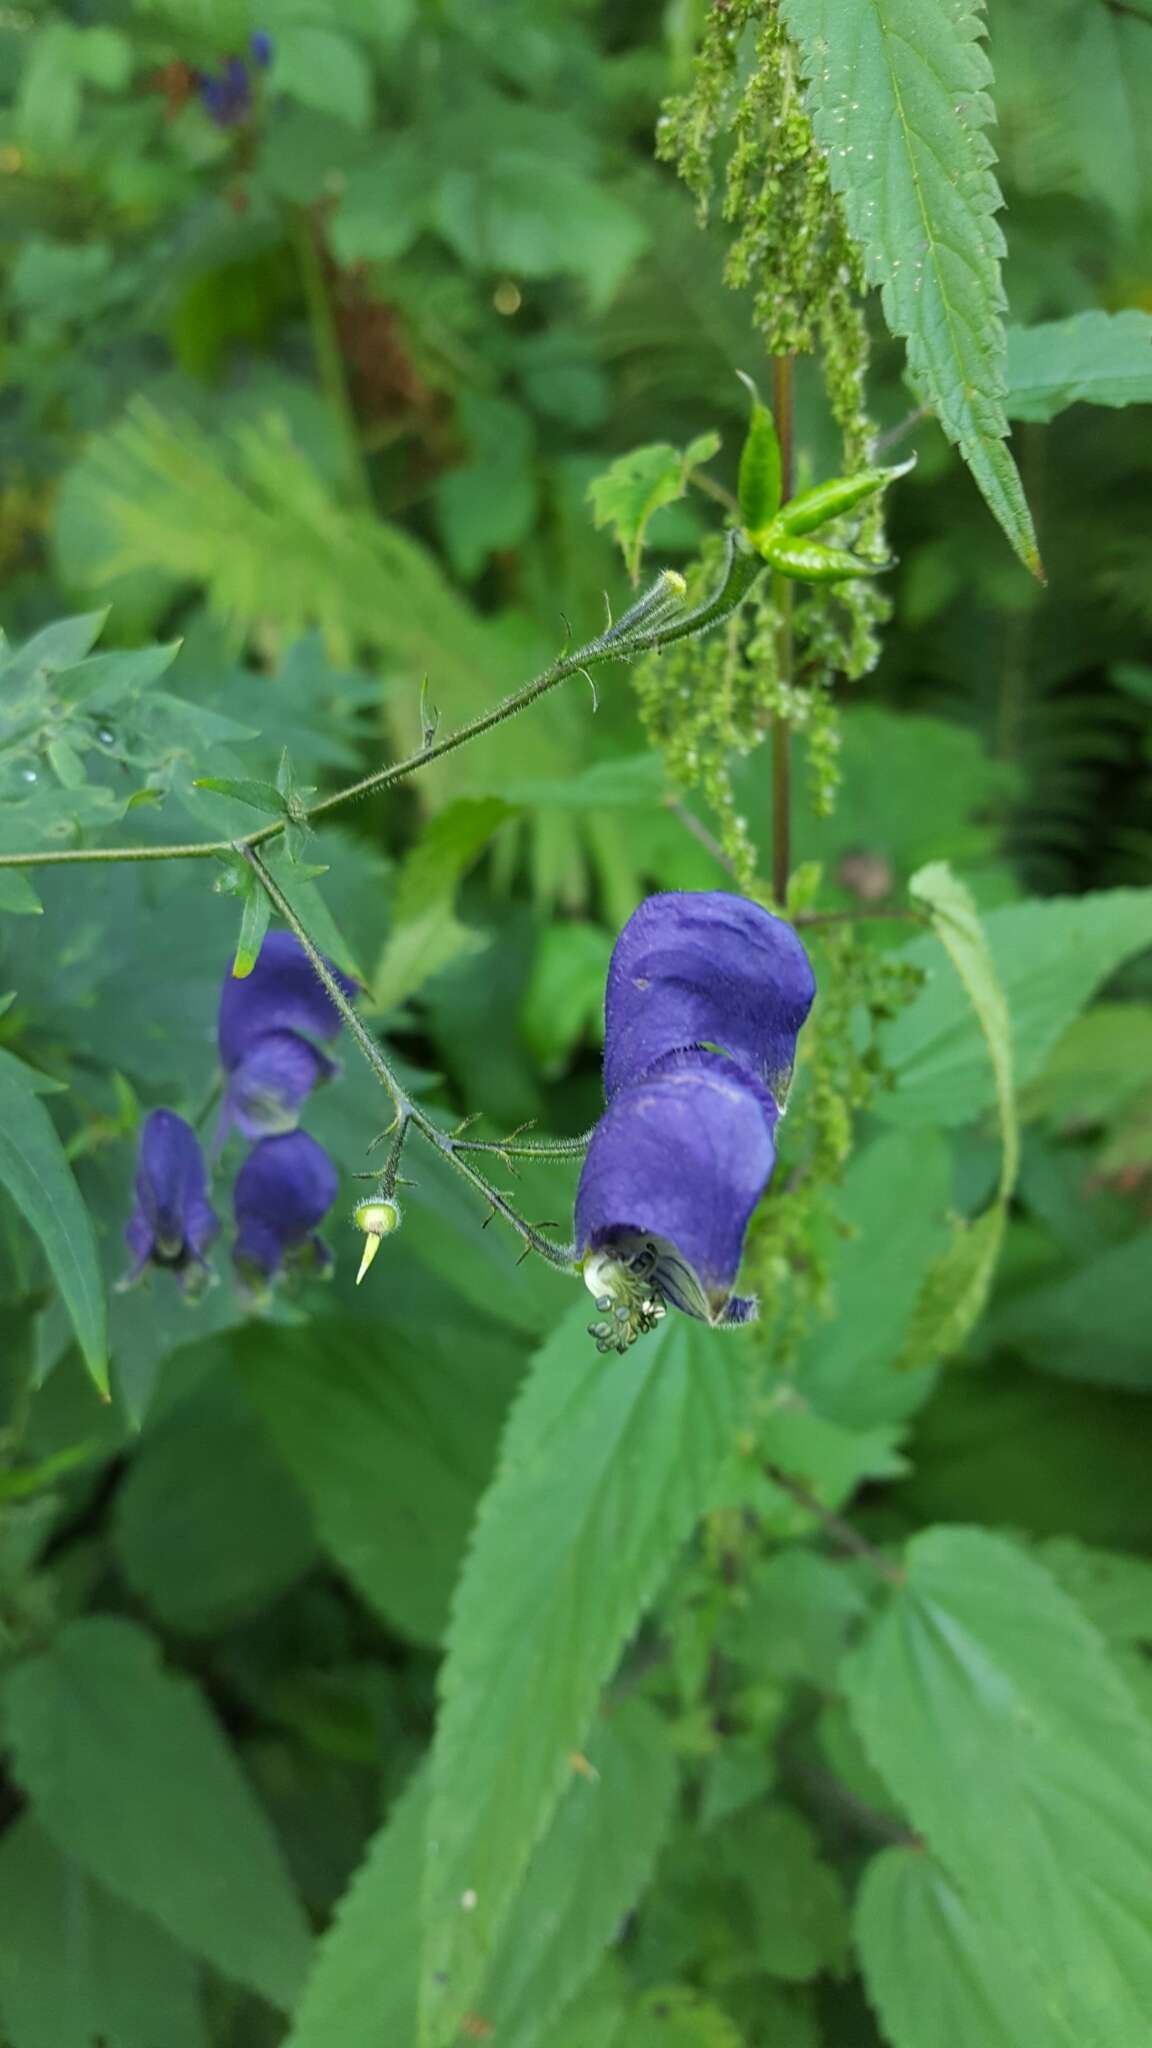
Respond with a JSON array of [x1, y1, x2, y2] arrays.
[[249, 29, 273, 68], [218, 930, 356, 1141], [123, 1109, 219, 1293], [197, 54, 252, 127], [577, 890, 815, 1349], [603, 889, 815, 1104], [233, 1130, 340, 1288]]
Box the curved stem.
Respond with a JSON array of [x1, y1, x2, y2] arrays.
[[0, 557, 756, 872], [242, 846, 576, 1272]]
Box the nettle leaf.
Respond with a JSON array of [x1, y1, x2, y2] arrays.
[[587, 433, 720, 582], [288, 1703, 676, 2048], [419, 1305, 749, 2046], [0, 870, 43, 916], [780, 0, 1041, 574], [0, 1816, 208, 2048], [857, 1846, 1069, 2048], [2, 1618, 312, 2010], [0, 1049, 107, 1395], [884, 885, 1152, 1129], [1005, 310, 1152, 422], [847, 1527, 1152, 2043]]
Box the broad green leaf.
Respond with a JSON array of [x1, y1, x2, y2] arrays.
[[287, 1704, 676, 2048], [113, 1377, 317, 1633], [0, 1052, 107, 1394], [0, 611, 107, 693], [241, 1309, 524, 1646], [329, 145, 427, 265], [847, 1527, 1152, 2043], [419, 1306, 750, 2045], [991, 1233, 1152, 1390], [53, 641, 181, 707], [2, 1617, 312, 2009], [714, 1804, 849, 1984], [1032, 1538, 1152, 1648], [0, 1817, 207, 2048], [857, 1846, 1074, 2048], [780, 0, 1040, 573], [587, 434, 720, 582], [374, 798, 510, 1010], [434, 155, 647, 310], [285, 1769, 429, 2048], [270, 26, 373, 129], [1005, 311, 1152, 422], [795, 1127, 952, 1427], [882, 887, 1152, 1130], [481, 1701, 678, 2045], [735, 376, 782, 539], [435, 395, 538, 580]]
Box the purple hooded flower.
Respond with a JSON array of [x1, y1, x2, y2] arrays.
[[123, 1109, 219, 1292], [233, 1130, 339, 1287], [218, 931, 357, 1140], [603, 891, 816, 1105], [574, 1050, 779, 1348], [249, 29, 273, 68]]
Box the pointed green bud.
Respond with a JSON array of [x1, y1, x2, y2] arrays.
[[735, 371, 782, 543], [353, 1196, 402, 1284], [760, 538, 891, 583], [778, 457, 916, 538]]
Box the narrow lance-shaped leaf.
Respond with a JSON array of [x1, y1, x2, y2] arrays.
[[779, 0, 1042, 575], [0, 1047, 107, 1395], [778, 456, 914, 536], [735, 372, 782, 540]]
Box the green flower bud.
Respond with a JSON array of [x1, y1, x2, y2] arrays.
[[353, 1196, 402, 1284]]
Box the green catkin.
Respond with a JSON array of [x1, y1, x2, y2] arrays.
[[647, 0, 890, 825]]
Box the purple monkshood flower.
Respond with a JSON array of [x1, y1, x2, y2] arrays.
[[575, 1050, 779, 1349], [233, 1130, 340, 1288], [218, 930, 357, 1142], [603, 890, 816, 1106], [123, 1109, 219, 1293], [249, 30, 273, 68]]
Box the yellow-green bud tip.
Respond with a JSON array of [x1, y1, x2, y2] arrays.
[[660, 570, 687, 598], [353, 1198, 401, 1285]]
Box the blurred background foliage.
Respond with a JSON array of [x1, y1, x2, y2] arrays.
[[1, 2, 1152, 2045]]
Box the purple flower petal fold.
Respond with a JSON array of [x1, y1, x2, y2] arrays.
[[603, 890, 815, 1103], [218, 930, 357, 1071], [222, 1029, 336, 1142], [233, 1130, 339, 1285], [124, 1109, 218, 1289], [575, 1050, 779, 1341]]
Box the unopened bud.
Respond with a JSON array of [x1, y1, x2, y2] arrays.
[[353, 1197, 401, 1284]]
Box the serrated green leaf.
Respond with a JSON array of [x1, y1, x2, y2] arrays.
[[241, 1309, 523, 1647], [891, 1203, 1005, 1375], [736, 376, 782, 539], [287, 1702, 675, 2048], [270, 26, 373, 130], [0, 1817, 208, 2048], [374, 798, 510, 1010], [780, 0, 1041, 574], [883, 886, 1152, 1131], [909, 862, 1017, 1193], [857, 1846, 1073, 2048], [2, 1617, 312, 2009], [1004, 310, 1152, 421], [0, 1053, 107, 1394], [847, 1527, 1152, 2043], [419, 1306, 750, 2045], [587, 435, 719, 582]]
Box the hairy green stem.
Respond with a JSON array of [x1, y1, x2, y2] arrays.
[[242, 846, 577, 1272], [0, 559, 752, 873]]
